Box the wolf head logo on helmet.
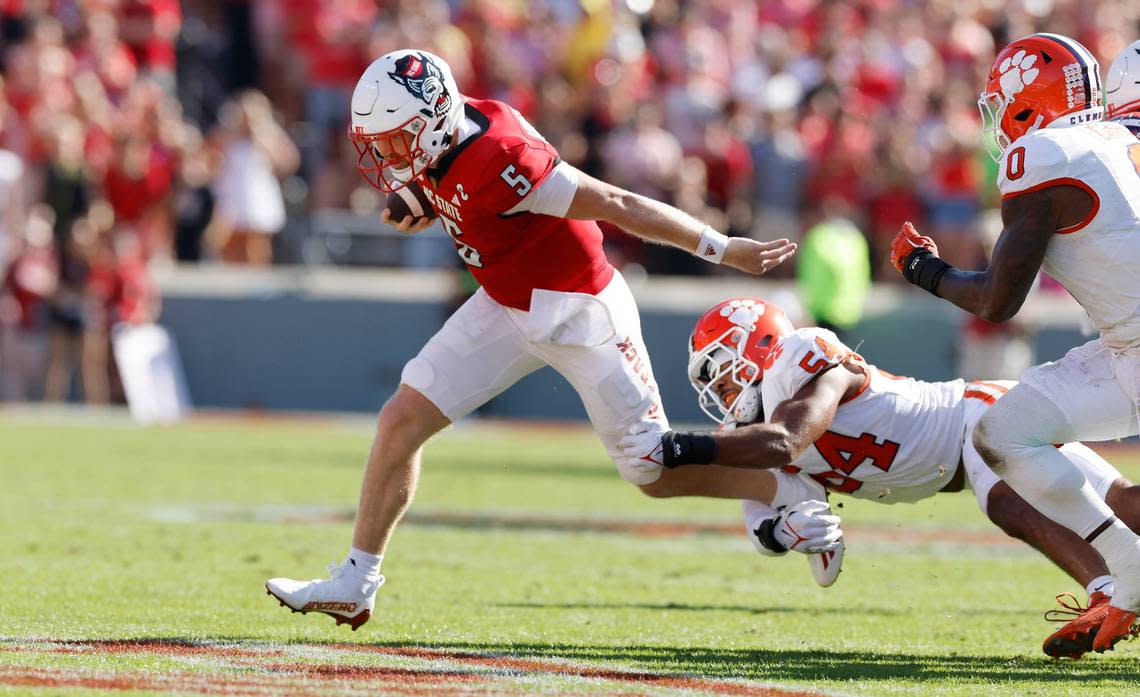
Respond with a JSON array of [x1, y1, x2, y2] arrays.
[[388, 52, 453, 118], [978, 33, 1102, 161]]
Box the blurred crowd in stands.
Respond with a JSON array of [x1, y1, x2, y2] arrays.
[[0, 0, 1134, 402]]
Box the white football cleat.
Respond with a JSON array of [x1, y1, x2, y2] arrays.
[[266, 560, 384, 631], [808, 537, 844, 587]]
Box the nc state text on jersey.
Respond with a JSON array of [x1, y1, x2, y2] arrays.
[[421, 186, 463, 221]]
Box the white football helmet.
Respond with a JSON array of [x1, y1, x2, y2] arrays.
[[1106, 40, 1140, 130], [349, 49, 465, 192]]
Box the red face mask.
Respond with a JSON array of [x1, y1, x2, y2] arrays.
[[349, 115, 429, 192]]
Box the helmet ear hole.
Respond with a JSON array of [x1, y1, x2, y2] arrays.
[[1013, 108, 1034, 121]]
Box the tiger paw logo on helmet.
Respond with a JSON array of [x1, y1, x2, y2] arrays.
[[998, 50, 1040, 100], [389, 52, 452, 117], [719, 299, 766, 332]]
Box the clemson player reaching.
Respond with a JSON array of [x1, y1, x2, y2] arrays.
[[264, 50, 796, 630], [619, 297, 1140, 658], [888, 33, 1140, 654]]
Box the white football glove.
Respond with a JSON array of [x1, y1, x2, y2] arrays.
[[615, 420, 666, 485], [753, 500, 843, 555]]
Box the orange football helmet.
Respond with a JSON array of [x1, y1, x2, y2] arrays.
[[688, 298, 795, 424], [978, 33, 1103, 161]]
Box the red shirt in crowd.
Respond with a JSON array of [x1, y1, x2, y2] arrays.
[[867, 186, 923, 239], [698, 130, 753, 209], [931, 151, 979, 197], [102, 143, 175, 223], [84, 251, 154, 328], [2, 247, 56, 330], [120, 0, 180, 72], [285, 0, 375, 87]]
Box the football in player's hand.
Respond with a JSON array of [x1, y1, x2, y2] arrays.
[[385, 182, 437, 225]]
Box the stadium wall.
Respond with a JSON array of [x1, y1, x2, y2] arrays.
[[157, 266, 1090, 423]]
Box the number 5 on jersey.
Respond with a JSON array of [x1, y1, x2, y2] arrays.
[[798, 336, 843, 374], [439, 214, 483, 268], [500, 165, 533, 196]]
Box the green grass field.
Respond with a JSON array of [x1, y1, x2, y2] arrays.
[[2, 410, 1139, 696]]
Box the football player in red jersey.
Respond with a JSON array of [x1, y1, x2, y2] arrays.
[[266, 50, 797, 629]]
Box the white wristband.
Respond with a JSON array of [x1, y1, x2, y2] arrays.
[[697, 226, 729, 264]]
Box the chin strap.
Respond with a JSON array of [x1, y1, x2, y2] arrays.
[[731, 385, 762, 423]]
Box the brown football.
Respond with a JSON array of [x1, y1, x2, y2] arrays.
[[385, 181, 437, 224]]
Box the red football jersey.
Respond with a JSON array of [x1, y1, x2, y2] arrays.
[[418, 98, 613, 310]]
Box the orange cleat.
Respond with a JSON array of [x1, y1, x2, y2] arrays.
[[1092, 605, 1139, 654], [1042, 591, 1111, 659]]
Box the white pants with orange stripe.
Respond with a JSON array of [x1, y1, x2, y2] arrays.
[[961, 379, 1123, 514]]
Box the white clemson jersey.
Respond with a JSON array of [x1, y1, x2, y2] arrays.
[[998, 122, 1140, 353], [760, 329, 966, 503]]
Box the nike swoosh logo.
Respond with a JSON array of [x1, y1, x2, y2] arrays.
[[1094, 581, 1113, 592], [385, 107, 399, 113]]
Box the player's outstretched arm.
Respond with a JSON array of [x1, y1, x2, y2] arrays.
[[710, 365, 853, 468], [564, 171, 796, 275], [619, 364, 856, 471], [892, 185, 1088, 322]]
